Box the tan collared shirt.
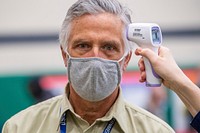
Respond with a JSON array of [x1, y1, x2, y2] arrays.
[[2, 86, 175, 133]]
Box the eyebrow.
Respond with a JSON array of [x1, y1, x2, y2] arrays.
[[71, 38, 122, 48], [71, 39, 91, 45], [101, 40, 121, 47]]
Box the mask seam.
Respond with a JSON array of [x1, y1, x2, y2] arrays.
[[117, 63, 121, 85], [67, 58, 71, 83]]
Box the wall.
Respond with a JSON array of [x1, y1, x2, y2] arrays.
[[0, 0, 200, 74]]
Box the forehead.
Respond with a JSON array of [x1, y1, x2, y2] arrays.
[[68, 13, 125, 44], [71, 13, 123, 33], [73, 13, 123, 25]]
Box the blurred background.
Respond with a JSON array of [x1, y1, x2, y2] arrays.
[[0, 0, 200, 132]]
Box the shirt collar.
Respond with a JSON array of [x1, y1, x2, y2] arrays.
[[56, 84, 72, 131], [100, 86, 127, 132]]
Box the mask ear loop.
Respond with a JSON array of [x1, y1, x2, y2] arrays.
[[65, 50, 72, 83], [117, 51, 130, 63], [117, 55, 125, 63], [117, 51, 131, 74], [65, 50, 72, 59]]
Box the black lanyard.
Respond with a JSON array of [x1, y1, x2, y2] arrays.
[[60, 112, 116, 133]]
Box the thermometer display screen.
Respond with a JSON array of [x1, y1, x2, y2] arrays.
[[152, 27, 161, 44]]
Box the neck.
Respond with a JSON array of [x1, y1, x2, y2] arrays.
[[69, 85, 119, 125]]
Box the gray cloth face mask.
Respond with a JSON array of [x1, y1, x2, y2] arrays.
[[67, 55, 124, 102]]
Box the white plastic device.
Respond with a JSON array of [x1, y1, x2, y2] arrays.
[[127, 23, 162, 87]]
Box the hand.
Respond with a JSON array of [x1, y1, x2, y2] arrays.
[[135, 46, 185, 90]]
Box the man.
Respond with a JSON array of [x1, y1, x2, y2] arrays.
[[2, 0, 200, 132]]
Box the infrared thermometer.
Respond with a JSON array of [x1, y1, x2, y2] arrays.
[[127, 23, 162, 87]]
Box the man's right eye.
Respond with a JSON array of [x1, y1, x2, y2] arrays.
[[75, 43, 91, 51], [77, 43, 87, 48]]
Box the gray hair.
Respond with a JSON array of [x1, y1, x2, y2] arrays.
[[59, 0, 133, 55]]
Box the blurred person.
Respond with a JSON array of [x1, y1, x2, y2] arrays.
[[2, 0, 199, 132], [146, 87, 167, 121], [28, 77, 54, 103]]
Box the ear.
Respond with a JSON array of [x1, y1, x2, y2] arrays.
[[122, 51, 132, 71], [60, 45, 68, 67]]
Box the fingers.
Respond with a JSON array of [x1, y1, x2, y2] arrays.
[[139, 71, 146, 83], [135, 47, 157, 83], [138, 58, 145, 71], [138, 58, 146, 83], [135, 46, 162, 83]]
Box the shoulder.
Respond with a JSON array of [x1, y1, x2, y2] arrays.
[[2, 95, 63, 133], [124, 100, 175, 133], [10, 95, 63, 120]]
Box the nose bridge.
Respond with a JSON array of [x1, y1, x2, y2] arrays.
[[91, 46, 100, 57]]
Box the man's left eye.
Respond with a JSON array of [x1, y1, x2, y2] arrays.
[[102, 45, 115, 51]]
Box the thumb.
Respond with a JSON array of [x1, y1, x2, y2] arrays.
[[135, 47, 158, 64]]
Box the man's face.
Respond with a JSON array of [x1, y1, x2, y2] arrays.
[[67, 13, 125, 61]]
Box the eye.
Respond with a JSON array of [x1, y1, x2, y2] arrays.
[[77, 43, 89, 49], [75, 43, 91, 51], [103, 44, 115, 51], [101, 43, 119, 53], [101, 41, 122, 59]]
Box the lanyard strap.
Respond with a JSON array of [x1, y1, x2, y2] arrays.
[[60, 112, 67, 133], [102, 118, 116, 133], [60, 112, 116, 133]]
